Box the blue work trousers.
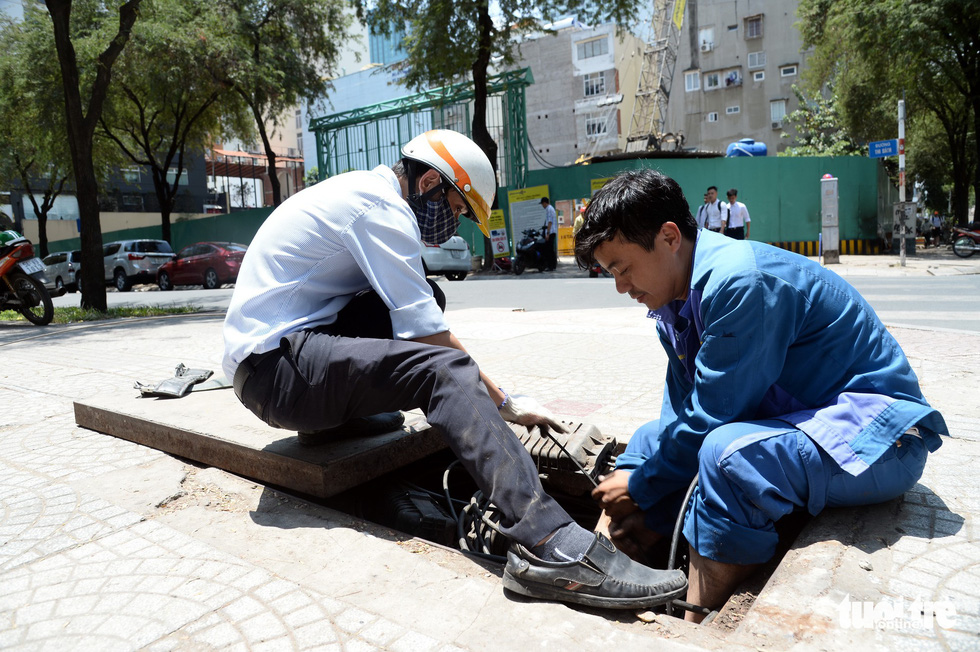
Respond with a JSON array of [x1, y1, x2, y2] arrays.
[[618, 420, 928, 565]]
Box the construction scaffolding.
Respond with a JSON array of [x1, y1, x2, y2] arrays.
[[626, 0, 686, 152], [310, 69, 533, 189]]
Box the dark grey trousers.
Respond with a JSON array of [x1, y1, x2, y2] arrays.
[[235, 281, 572, 547]]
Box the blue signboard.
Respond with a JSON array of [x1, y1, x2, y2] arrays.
[[869, 139, 898, 158]]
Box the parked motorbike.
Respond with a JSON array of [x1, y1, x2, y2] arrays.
[[0, 230, 55, 325], [951, 223, 980, 258], [513, 228, 549, 275]]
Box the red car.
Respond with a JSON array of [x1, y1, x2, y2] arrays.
[[157, 242, 247, 290]]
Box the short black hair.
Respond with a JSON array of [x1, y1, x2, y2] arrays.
[[727, 188, 738, 197], [707, 185, 717, 192], [574, 169, 698, 269]]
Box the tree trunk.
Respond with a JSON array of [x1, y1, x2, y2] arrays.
[[47, 0, 107, 311], [472, 0, 498, 271], [260, 130, 281, 207], [149, 167, 176, 244], [45, 0, 141, 311], [37, 215, 49, 258]]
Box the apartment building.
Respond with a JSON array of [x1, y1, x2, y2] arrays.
[[518, 19, 645, 168], [664, 0, 808, 154]]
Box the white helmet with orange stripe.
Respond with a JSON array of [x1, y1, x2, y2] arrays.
[[401, 130, 496, 238]]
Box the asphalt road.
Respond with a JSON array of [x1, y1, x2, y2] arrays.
[[47, 270, 980, 334]]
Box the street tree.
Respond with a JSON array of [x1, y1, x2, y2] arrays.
[[360, 0, 644, 266], [45, 0, 142, 311], [210, 0, 354, 207], [0, 13, 72, 259], [99, 0, 240, 244], [797, 0, 978, 223], [779, 86, 863, 157]]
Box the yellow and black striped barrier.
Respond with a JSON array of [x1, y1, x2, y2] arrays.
[[767, 239, 884, 256]]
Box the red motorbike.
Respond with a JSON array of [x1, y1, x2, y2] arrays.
[[0, 230, 55, 325], [951, 223, 980, 258]]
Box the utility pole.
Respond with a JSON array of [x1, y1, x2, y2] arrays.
[[899, 98, 907, 267]]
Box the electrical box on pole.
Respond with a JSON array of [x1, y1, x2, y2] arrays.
[[821, 174, 840, 264]]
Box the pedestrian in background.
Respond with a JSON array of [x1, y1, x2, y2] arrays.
[[695, 192, 709, 229], [703, 186, 723, 233], [540, 197, 558, 271], [721, 188, 750, 240]]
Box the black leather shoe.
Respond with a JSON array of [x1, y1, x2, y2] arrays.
[[502, 532, 687, 609], [297, 412, 405, 445]]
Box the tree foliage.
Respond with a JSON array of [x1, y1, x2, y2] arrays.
[[99, 0, 244, 243], [0, 11, 72, 258], [779, 86, 863, 157], [208, 0, 354, 207], [797, 0, 979, 222]]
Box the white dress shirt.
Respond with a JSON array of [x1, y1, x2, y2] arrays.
[[222, 165, 447, 380], [543, 204, 557, 236], [704, 200, 723, 229], [723, 201, 751, 228]]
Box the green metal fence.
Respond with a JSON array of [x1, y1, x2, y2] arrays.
[[310, 68, 532, 189]]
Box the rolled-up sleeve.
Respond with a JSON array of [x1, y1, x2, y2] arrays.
[[340, 197, 450, 340]]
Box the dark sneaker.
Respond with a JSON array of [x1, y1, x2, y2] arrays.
[[297, 412, 405, 445], [502, 532, 687, 609]]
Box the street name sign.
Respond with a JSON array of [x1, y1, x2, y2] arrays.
[[869, 139, 898, 158]]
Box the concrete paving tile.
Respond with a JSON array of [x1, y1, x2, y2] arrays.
[[251, 637, 296, 652], [269, 590, 316, 616], [334, 607, 377, 634], [237, 610, 289, 640], [188, 621, 244, 647], [359, 618, 407, 646], [221, 595, 266, 621], [291, 619, 341, 648], [252, 578, 297, 602], [389, 631, 443, 652], [343, 640, 381, 652], [940, 629, 980, 652], [282, 602, 328, 629]]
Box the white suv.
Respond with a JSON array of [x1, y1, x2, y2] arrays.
[[103, 239, 175, 291]]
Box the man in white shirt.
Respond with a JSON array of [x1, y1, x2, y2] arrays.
[[223, 129, 685, 610], [540, 197, 558, 270], [703, 186, 724, 232], [721, 188, 751, 240]]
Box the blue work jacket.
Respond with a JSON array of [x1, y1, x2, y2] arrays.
[[627, 230, 947, 511]]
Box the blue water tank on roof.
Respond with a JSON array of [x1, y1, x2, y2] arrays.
[[726, 138, 768, 157]]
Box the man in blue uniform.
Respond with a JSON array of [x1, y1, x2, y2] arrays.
[[576, 169, 947, 621]]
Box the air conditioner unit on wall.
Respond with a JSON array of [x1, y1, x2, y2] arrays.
[[700, 42, 713, 52], [772, 121, 782, 129]]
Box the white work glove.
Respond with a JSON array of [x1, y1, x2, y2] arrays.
[[498, 392, 567, 433]]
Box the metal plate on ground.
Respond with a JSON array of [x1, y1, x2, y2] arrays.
[[73, 387, 446, 499]]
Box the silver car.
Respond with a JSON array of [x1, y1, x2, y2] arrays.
[[420, 235, 471, 281], [41, 250, 82, 293], [103, 239, 175, 291]]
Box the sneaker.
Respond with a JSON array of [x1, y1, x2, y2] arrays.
[[297, 412, 405, 446], [502, 532, 687, 609]]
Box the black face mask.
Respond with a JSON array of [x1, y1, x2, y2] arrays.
[[416, 196, 458, 246]]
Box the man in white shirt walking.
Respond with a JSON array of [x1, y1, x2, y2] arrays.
[[703, 186, 724, 233], [721, 188, 751, 240], [540, 196, 558, 270], [222, 129, 686, 610]]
